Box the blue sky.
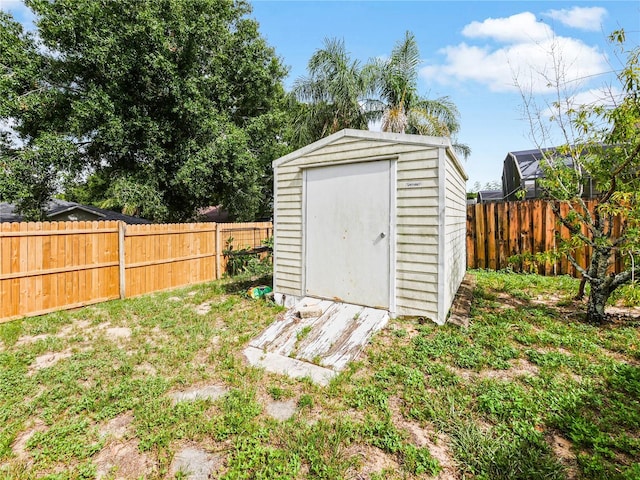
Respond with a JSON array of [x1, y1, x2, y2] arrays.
[[3, 0, 639, 188]]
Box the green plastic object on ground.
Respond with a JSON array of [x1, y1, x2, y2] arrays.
[[247, 285, 273, 299]]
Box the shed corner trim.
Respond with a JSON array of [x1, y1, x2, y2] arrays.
[[437, 146, 447, 324]]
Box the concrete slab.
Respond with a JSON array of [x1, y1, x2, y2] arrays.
[[170, 447, 220, 480], [265, 399, 297, 421], [169, 385, 228, 404], [243, 346, 336, 386]]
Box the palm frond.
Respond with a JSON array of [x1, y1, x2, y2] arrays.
[[453, 142, 472, 160], [414, 96, 461, 135]]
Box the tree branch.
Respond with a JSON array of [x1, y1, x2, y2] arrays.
[[565, 249, 592, 280], [611, 264, 640, 289], [551, 202, 596, 247], [600, 142, 640, 203]]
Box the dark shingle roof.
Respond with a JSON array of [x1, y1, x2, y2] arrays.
[[509, 145, 605, 180], [477, 190, 503, 202], [0, 200, 152, 224]]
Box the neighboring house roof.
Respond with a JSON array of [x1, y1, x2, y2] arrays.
[[507, 145, 606, 180], [0, 200, 152, 224], [197, 205, 230, 223], [477, 190, 503, 202], [507, 147, 559, 180]]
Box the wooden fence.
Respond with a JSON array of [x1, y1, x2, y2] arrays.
[[0, 221, 272, 323], [466, 199, 624, 276]]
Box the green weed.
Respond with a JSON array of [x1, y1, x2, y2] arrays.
[[1, 271, 638, 479]]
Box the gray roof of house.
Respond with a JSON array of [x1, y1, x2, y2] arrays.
[[477, 190, 504, 201], [508, 145, 606, 180], [508, 148, 563, 180], [0, 200, 152, 224]]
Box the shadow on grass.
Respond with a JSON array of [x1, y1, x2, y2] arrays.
[[220, 274, 273, 294]]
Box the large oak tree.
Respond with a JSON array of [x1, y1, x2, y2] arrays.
[[0, 0, 290, 221]]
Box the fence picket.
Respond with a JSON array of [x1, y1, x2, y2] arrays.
[[465, 209, 475, 270], [467, 199, 623, 278], [474, 203, 486, 269]]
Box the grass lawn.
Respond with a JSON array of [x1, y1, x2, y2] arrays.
[[0, 271, 639, 479]]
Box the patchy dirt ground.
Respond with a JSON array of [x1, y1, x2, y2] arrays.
[[3, 272, 639, 480], [549, 434, 579, 480], [11, 419, 47, 464], [94, 439, 155, 479], [345, 444, 401, 479]]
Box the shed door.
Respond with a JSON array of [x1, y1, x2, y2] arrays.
[[305, 160, 391, 308]]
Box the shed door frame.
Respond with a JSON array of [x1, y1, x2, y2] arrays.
[[301, 156, 397, 316]]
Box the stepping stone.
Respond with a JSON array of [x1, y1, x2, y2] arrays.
[[243, 346, 336, 386], [195, 302, 211, 315], [169, 385, 228, 404], [170, 447, 220, 480], [265, 399, 297, 421]]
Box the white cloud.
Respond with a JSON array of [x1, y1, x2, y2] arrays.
[[422, 9, 609, 94], [567, 86, 621, 109], [462, 12, 553, 44], [422, 36, 606, 93], [544, 7, 607, 31]]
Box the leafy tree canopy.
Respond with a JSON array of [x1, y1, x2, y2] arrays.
[[0, 0, 290, 221]]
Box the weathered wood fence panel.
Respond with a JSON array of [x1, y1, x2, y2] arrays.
[[0, 221, 272, 323], [467, 199, 623, 276]]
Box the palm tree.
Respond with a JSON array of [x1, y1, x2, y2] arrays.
[[292, 38, 371, 146], [365, 31, 470, 158], [292, 33, 470, 159]]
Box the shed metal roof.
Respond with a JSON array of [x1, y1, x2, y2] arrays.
[[275, 129, 468, 180]]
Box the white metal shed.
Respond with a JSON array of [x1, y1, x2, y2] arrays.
[[272, 129, 468, 324]]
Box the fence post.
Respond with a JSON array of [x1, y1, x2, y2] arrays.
[[118, 221, 126, 299], [215, 223, 221, 280]]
